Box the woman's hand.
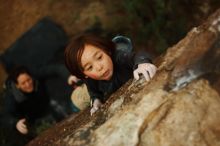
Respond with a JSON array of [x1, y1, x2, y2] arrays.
[[16, 118, 28, 135], [68, 75, 80, 85], [133, 63, 157, 81], [90, 98, 102, 116]]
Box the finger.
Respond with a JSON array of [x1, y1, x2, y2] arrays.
[[93, 99, 100, 106], [142, 70, 150, 81], [18, 125, 26, 132], [133, 70, 139, 80], [94, 102, 102, 109], [146, 67, 154, 79], [21, 123, 27, 129], [20, 127, 28, 134], [90, 108, 96, 116], [90, 110, 93, 116], [93, 106, 98, 111], [21, 118, 26, 122], [90, 107, 95, 116], [21, 119, 27, 127], [90, 100, 93, 107], [19, 127, 25, 133], [21, 126, 27, 131], [149, 65, 157, 78], [90, 109, 93, 116]]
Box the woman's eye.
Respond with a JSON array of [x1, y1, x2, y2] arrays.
[[97, 54, 102, 60], [86, 66, 92, 71]]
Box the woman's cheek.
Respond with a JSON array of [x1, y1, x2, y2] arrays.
[[86, 73, 99, 79]]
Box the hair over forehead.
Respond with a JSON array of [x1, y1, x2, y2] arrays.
[[9, 66, 32, 83], [64, 33, 115, 79]]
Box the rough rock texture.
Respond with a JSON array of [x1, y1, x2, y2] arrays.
[[28, 9, 220, 146]]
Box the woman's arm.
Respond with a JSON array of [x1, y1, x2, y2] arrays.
[[84, 79, 103, 115], [115, 50, 157, 81]]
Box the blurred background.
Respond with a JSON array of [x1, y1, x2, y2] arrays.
[[1, 0, 220, 86], [0, 0, 220, 145]]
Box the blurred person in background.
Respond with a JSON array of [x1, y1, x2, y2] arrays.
[[2, 66, 66, 145]]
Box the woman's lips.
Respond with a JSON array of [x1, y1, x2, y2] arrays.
[[102, 70, 109, 78]]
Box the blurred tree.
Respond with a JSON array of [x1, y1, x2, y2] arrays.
[[102, 0, 220, 54]]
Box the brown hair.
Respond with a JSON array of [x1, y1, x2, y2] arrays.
[[64, 33, 115, 79], [9, 66, 32, 84]]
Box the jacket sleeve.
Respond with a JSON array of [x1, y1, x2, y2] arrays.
[[3, 90, 20, 129], [113, 35, 152, 69], [133, 50, 153, 69], [114, 49, 153, 70], [85, 79, 104, 103]]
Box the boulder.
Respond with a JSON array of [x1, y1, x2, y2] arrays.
[[28, 8, 220, 146]]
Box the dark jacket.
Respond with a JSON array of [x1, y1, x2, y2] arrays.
[[2, 63, 71, 132], [84, 36, 152, 102], [3, 78, 50, 128]]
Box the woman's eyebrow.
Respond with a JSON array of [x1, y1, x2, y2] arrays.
[[93, 51, 100, 57], [82, 51, 99, 68], [83, 63, 89, 69]]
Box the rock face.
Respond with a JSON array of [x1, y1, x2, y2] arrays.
[[28, 9, 220, 146]]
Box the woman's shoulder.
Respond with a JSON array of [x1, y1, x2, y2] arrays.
[[3, 77, 14, 91]]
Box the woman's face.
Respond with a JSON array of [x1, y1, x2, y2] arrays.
[[81, 44, 113, 81], [16, 73, 34, 93]]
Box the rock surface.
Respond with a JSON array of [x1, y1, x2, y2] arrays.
[[28, 9, 220, 146]]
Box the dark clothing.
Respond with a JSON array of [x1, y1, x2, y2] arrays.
[[2, 77, 56, 146], [84, 36, 152, 102], [2, 64, 70, 134], [0, 18, 71, 146], [3, 79, 50, 127], [0, 17, 72, 118]]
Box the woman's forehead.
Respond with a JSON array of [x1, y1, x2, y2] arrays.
[[17, 73, 32, 82], [81, 45, 102, 65]]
